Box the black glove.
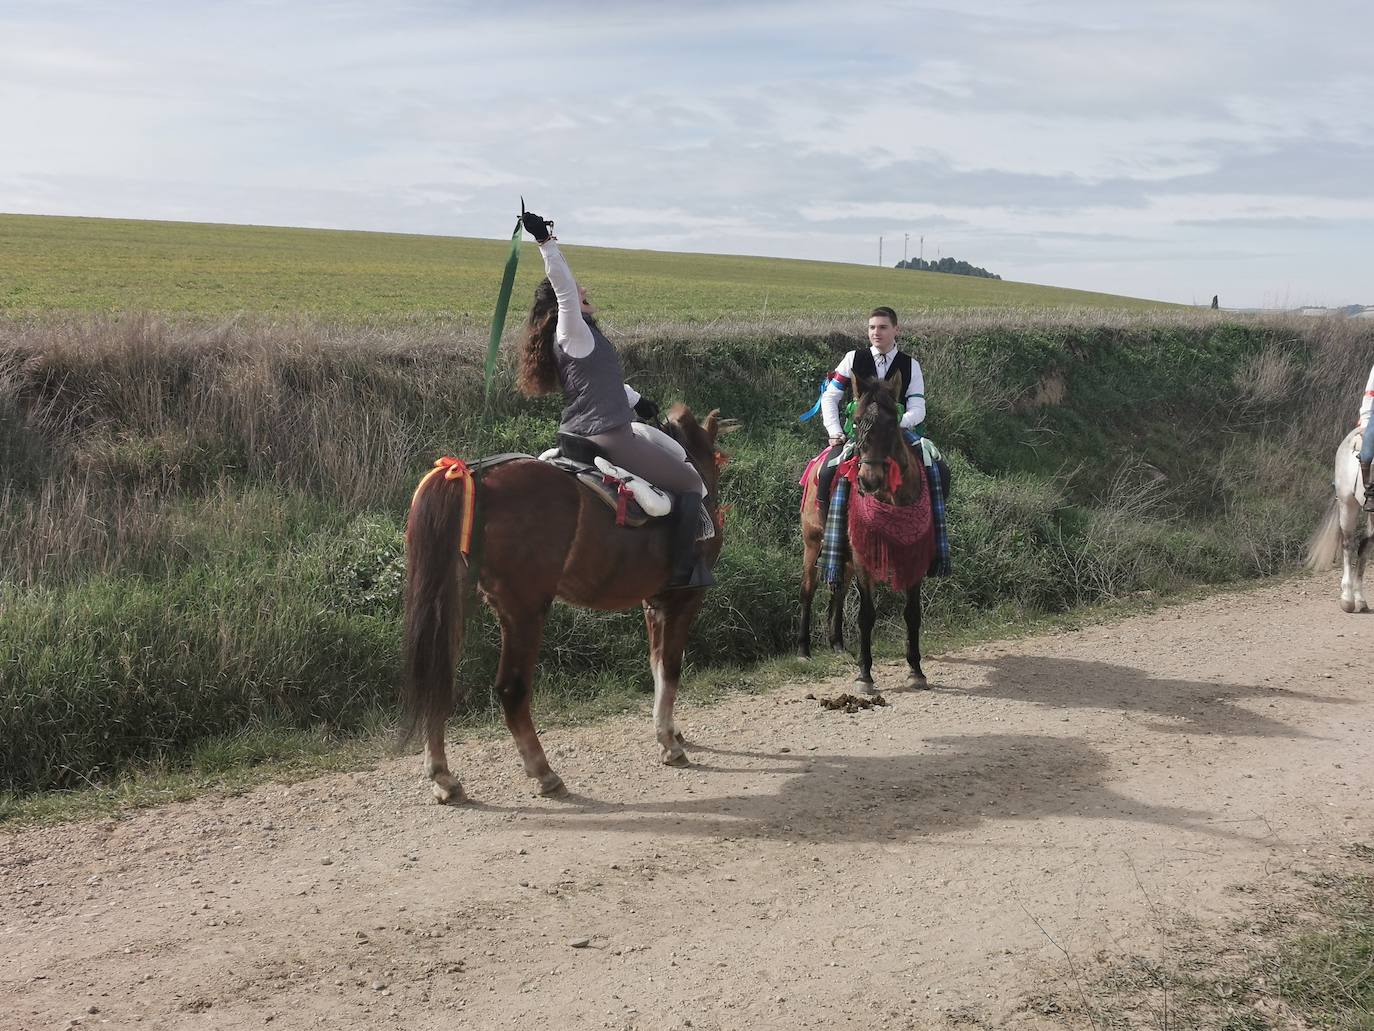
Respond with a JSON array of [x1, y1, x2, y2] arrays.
[[633, 396, 661, 421], [520, 199, 553, 242]]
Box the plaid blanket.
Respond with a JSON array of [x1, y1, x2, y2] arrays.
[[819, 472, 851, 586], [817, 433, 951, 585], [923, 437, 951, 578]]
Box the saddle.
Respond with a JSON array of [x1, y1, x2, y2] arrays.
[[538, 432, 663, 529]]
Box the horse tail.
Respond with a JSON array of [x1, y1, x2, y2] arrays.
[[1304, 495, 1342, 571], [399, 464, 476, 748]]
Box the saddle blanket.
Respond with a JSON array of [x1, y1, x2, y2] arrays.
[[539, 450, 714, 540], [812, 434, 951, 584]]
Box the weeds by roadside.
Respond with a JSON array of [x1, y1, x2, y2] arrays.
[[2, 312, 1372, 795], [1022, 846, 1374, 1029]]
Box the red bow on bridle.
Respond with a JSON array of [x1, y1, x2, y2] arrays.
[[840, 455, 902, 495]]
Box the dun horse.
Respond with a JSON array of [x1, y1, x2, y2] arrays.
[[1307, 429, 1372, 611], [402, 406, 725, 802], [798, 377, 933, 689]]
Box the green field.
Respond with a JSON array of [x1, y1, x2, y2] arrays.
[[0, 213, 1171, 320]]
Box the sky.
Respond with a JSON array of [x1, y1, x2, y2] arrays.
[[2, 0, 1370, 308]]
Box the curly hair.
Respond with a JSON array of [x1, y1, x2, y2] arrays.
[[517, 278, 560, 397]]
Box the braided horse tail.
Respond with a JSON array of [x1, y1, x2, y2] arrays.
[[399, 460, 478, 748]]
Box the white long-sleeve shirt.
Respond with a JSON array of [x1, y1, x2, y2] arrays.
[[538, 237, 641, 408], [539, 238, 595, 359], [821, 346, 926, 438]]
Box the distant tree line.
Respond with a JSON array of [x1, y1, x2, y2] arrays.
[[895, 257, 1001, 280]]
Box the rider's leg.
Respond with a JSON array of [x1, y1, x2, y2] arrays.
[[586, 425, 712, 589], [817, 445, 841, 521], [586, 424, 706, 496], [1360, 421, 1374, 512]]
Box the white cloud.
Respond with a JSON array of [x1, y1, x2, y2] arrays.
[[0, 0, 1369, 306], [801, 194, 1374, 237]]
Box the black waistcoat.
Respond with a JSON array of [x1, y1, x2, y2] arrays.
[[850, 349, 913, 400]]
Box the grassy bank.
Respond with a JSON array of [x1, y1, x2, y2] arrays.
[[2, 310, 1370, 798]]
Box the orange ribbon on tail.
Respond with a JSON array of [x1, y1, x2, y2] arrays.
[[411, 457, 478, 556]]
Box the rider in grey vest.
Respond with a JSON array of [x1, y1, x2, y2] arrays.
[[518, 206, 712, 589]]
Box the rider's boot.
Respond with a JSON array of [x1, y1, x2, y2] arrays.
[[663, 492, 714, 591], [1362, 460, 1374, 513]]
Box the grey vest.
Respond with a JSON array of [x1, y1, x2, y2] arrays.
[[555, 320, 634, 436]]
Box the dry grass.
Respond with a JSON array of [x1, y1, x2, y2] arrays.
[[4, 309, 1374, 793]]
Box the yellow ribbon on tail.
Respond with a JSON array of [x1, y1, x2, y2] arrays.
[[411, 456, 478, 556]]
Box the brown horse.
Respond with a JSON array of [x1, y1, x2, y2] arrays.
[[798, 377, 930, 690], [401, 405, 725, 803]]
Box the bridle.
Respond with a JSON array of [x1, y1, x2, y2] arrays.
[[852, 396, 901, 488]]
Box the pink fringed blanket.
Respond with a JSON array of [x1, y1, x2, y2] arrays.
[[847, 480, 934, 591]]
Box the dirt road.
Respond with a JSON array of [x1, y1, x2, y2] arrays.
[[3, 576, 1371, 1030]]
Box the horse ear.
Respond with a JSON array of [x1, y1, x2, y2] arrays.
[[885, 376, 903, 400], [855, 374, 877, 397], [703, 409, 720, 442]]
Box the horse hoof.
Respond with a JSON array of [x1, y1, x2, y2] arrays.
[[797, 653, 811, 663], [536, 772, 566, 797], [663, 747, 690, 767], [853, 678, 877, 696], [830, 643, 847, 654], [1341, 598, 1357, 613], [431, 778, 467, 805], [1361, 601, 1370, 613], [906, 673, 929, 690]]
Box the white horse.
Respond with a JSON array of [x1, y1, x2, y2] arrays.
[[1307, 429, 1372, 611]]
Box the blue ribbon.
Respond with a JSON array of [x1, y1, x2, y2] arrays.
[[799, 376, 838, 422]]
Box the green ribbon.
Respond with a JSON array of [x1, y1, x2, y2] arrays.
[[484, 218, 523, 408]]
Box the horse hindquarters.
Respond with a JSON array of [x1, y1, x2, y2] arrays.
[[798, 466, 847, 658], [402, 472, 475, 803], [1317, 435, 1371, 613]]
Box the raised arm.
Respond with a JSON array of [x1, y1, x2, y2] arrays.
[[522, 204, 595, 359], [537, 239, 595, 359]]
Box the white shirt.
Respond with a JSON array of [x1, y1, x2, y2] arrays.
[[538, 237, 641, 407], [821, 345, 926, 437]]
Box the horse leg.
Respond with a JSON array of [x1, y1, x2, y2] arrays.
[[1339, 496, 1364, 612], [904, 584, 927, 689], [827, 560, 850, 653], [1358, 512, 1374, 612], [645, 592, 704, 766], [425, 717, 465, 804], [854, 575, 877, 692], [493, 606, 563, 795]]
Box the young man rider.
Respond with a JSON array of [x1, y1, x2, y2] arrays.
[[816, 307, 925, 509], [821, 307, 925, 446]]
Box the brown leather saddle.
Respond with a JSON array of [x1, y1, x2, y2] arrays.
[[473, 436, 656, 528]]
